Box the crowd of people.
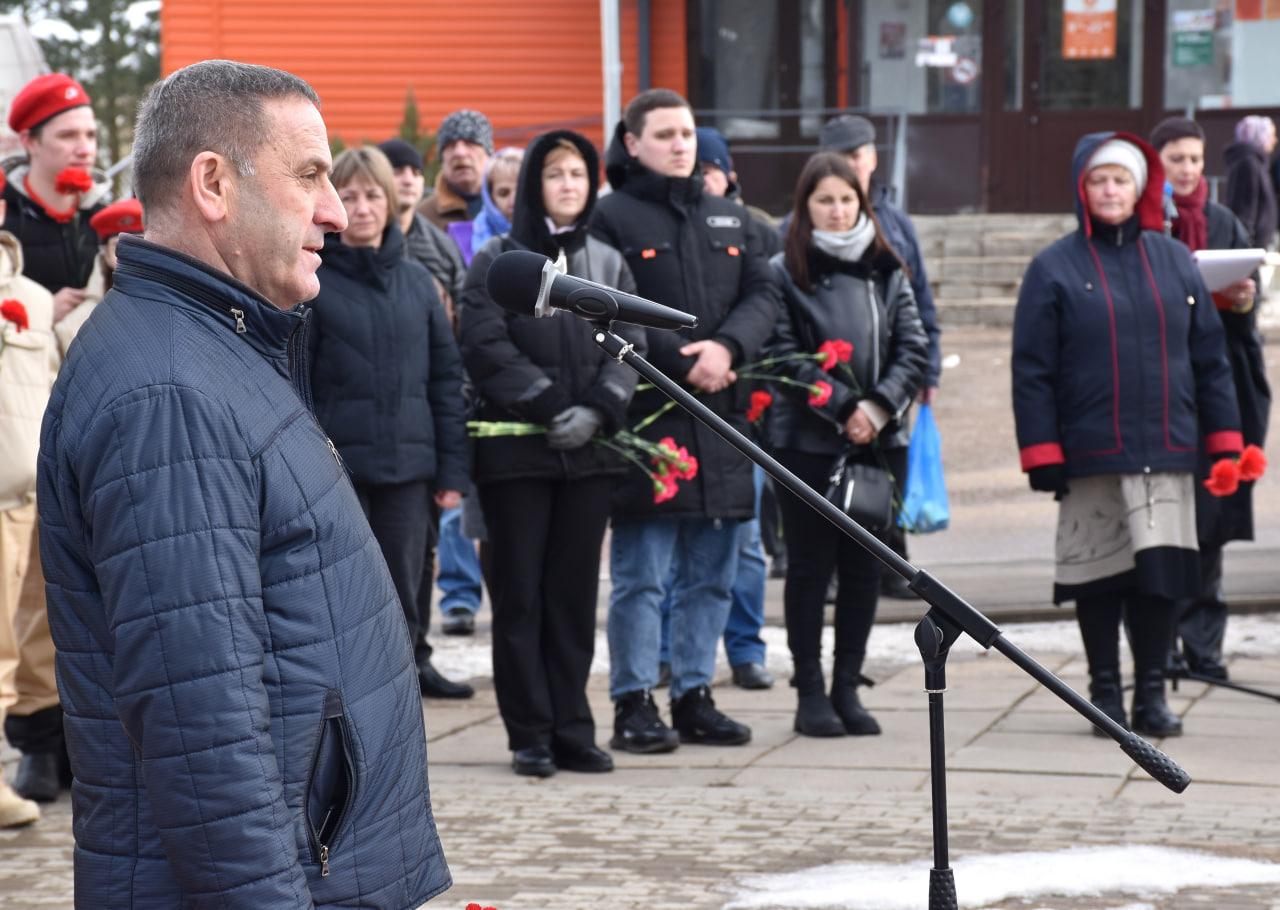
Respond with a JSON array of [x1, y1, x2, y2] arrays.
[[0, 60, 1269, 905]]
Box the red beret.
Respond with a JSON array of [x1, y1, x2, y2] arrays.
[[90, 198, 144, 239], [8, 74, 92, 133]]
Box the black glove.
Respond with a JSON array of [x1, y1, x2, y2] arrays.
[[1027, 464, 1069, 498], [546, 406, 603, 450]]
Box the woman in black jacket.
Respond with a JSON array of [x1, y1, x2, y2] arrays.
[[1223, 115, 1277, 250], [459, 130, 646, 777], [1151, 117, 1271, 680], [308, 146, 471, 697], [766, 152, 927, 738]]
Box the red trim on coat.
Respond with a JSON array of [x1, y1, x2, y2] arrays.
[[1206, 430, 1244, 455], [1020, 442, 1065, 471]]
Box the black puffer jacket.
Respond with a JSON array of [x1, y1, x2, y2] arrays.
[[459, 129, 647, 484], [309, 223, 469, 490], [591, 120, 780, 521], [1, 161, 107, 292], [765, 247, 928, 456]]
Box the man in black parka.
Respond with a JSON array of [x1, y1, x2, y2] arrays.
[[591, 89, 780, 754]]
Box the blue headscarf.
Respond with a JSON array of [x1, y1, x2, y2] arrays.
[[468, 147, 523, 260]]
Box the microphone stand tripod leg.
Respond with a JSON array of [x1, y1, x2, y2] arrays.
[[917, 610, 960, 910]]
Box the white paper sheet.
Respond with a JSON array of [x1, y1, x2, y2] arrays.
[[1191, 248, 1266, 292]]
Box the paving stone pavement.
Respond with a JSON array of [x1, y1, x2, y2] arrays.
[[5, 635, 1279, 909], [3, 327, 1279, 908]]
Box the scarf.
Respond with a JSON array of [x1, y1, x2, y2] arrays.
[[1171, 175, 1209, 253], [811, 213, 876, 263]]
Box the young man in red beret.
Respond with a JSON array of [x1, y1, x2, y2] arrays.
[[1, 73, 109, 322], [0, 72, 108, 804]]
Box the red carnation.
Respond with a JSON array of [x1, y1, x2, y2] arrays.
[[808, 380, 833, 407], [1, 299, 29, 332], [673, 446, 698, 481], [746, 390, 773, 422], [54, 167, 93, 196], [1203, 457, 1240, 497], [817, 339, 853, 372], [465, 904, 498, 910], [1238, 444, 1268, 483], [653, 473, 680, 504]]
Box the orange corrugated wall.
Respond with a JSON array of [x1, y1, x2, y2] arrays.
[[161, 0, 687, 156]]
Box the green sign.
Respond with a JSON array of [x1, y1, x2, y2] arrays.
[[1173, 30, 1213, 68]]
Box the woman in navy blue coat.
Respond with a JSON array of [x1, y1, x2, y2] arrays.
[[1012, 133, 1242, 737], [308, 147, 470, 696]]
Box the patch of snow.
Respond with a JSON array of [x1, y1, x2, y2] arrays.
[[721, 845, 1280, 910], [427, 614, 1280, 684]]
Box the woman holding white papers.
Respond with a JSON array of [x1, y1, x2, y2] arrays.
[[1150, 117, 1272, 681], [1012, 132, 1243, 738]]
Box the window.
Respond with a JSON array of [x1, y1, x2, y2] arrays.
[[861, 0, 983, 115]]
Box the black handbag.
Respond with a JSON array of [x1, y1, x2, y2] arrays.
[[823, 447, 894, 533]]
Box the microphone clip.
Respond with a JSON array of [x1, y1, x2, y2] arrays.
[[534, 257, 559, 318]]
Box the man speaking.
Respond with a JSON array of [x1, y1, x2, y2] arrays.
[[38, 60, 451, 908]]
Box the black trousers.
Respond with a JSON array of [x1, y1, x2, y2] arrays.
[[1176, 543, 1228, 667], [1078, 591, 1175, 674], [353, 480, 434, 657], [478, 476, 613, 752], [775, 448, 896, 667]]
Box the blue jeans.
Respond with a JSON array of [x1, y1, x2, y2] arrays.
[[437, 505, 483, 614], [608, 518, 739, 701], [660, 467, 768, 668]]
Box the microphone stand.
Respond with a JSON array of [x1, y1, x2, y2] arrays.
[[591, 327, 1193, 910]]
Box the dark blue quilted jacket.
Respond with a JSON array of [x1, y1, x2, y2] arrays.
[[37, 236, 451, 909]]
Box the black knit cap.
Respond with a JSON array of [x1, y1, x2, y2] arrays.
[[1148, 117, 1204, 152]]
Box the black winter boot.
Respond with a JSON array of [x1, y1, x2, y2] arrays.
[[790, 660, 845, 738], [830, 660, 881, 736], [1131, 668, 1183, 737], [1087, 668, 1127, 737], [671, 686, 751, 745], [610, 690, 680, 754]]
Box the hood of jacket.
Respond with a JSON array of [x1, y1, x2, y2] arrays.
[[319, 220, 407, 291], [1224, 139, 1267, 171], [1071, 131, 1166, 239], [603, 119, 704, 209], [509, 129, 600, 257]]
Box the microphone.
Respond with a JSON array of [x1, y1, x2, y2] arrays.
[[485, 249, 698, 331]]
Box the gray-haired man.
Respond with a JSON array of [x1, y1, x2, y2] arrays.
[[38, 60, 451, 907]]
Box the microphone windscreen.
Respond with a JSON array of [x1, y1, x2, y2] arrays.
[[485, 249, 549, 315]]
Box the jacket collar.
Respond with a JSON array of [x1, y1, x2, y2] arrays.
[[112, 234, 306, 359], [430, 173, 474, 218]]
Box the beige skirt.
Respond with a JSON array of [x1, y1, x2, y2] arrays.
[[1053, 471, 1198, 602]]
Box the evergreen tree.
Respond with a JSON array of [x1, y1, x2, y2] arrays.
[[397, 86, 440, 187]]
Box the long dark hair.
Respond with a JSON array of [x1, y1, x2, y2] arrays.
[[783, 151, 901, 292]]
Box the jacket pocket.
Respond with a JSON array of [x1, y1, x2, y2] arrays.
[[305, 689, 356, 877]]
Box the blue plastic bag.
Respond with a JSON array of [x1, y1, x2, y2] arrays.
[[898, 403, 950, 533]]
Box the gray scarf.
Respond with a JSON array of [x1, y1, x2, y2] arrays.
[[811, 213, 876, 262]]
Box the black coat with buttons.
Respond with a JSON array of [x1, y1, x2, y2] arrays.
[[591, 121, 780, 521]]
